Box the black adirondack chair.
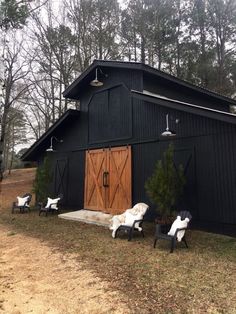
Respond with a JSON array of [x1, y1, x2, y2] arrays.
[[114, 219, 145, 241], [38, 194, 63, 216], [112, 203, 149, 241], [12, 193, 32, 213], [153, 211, 192, 253]]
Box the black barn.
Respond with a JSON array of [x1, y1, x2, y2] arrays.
[[22, 60, 236, 233]]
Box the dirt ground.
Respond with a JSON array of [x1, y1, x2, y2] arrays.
[[0, 168, 36, 210], [0, 169, 130, 314], [0, 226, 130, 314]]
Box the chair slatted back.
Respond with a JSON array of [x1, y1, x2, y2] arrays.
[[178, 211, 192, 224], [22, 193, 32, 206]]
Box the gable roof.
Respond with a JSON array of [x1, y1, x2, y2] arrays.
[[21, 109, 80, 161], [63, 60, 236, 107], [131, 90, 236, 125], [22, 91, 236, 162], [23, 61, 236, 162]]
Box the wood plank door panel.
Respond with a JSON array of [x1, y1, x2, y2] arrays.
[[84, 149, 107, 211], [54, 158, 68, 203], [107, 146, 132, 214], [84, 146, 132, 214], [174, 147, 197, 218]]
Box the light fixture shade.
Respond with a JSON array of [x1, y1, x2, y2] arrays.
[[90, 79, 103, 87], [46, 147, 54, 152], [161, 130, 176, 137]]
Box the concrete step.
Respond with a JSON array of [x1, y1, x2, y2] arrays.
[[58, 209, 113, 228]]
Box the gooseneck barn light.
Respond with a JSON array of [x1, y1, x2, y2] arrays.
[[46, 136, 63, 152], [161, 114, 176, 137], [90, 68, 104, 87]]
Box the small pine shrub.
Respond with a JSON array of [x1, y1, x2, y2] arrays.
[[33, 156, 52, 203], [145, 143, 185, 222]]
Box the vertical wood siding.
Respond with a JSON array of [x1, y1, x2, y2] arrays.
[[212, 132, 236, 223], [66, 151, 85, 208], [46, 67, 236, 226]]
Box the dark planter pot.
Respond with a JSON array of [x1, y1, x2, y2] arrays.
[[155, 216, 174, 233]]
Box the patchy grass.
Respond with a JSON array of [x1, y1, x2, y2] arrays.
[[6, 230, 17, 236], [0, 207, 236, 314]]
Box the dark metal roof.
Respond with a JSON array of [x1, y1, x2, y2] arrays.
[[63, 59, 236, 106], [21, 109, 80, 161], [131, 90, 236, 125]]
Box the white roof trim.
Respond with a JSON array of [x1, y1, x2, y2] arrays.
[[139, 90, 236, 118]]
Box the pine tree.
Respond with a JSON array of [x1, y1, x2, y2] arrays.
[[145, 143, 185, 222], [0, 0, 30, 29], [33, 156, 52, 204]]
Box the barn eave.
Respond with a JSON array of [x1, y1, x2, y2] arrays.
[[63, 60, 236, 108], [21, 109, 80, 162]]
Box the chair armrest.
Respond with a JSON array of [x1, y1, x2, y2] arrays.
[[174, 227, 187, 237], [132, 219, 144, 228], [133, 219, 143, 223], [48, 202, 58, 209]]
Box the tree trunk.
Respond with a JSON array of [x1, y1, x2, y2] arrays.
[[141, 35, 145, 63]]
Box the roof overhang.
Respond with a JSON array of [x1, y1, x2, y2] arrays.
[[21, 109, 80, 161], [63, 60, 236, 107], [131, 90, 236, 125], [63, 60, 143, 99]]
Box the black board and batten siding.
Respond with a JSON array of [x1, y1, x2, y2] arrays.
[[131, 100, 236, 226], [51, 93, 236, 227], [22, 61, 236, 233]]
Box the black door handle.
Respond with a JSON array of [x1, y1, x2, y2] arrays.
[[103, 172, 109, 187]]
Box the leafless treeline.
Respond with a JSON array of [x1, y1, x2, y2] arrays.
[[1, 0, 236, 173]]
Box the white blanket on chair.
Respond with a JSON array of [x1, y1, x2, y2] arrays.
[[17, 196, 29, 207], [110, 203, 149, 238], [168, 216, 190, 242]]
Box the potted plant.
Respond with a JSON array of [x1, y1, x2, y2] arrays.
[[145, 143, 185, 228]]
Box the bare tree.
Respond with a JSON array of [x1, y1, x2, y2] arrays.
[[208, 0, 236, 95], [0, 33, 32, 177], [24, 4, 78, 132], [3, 107, 28, 173]]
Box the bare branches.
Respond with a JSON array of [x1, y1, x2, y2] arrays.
[[1, 0, 236, 176]]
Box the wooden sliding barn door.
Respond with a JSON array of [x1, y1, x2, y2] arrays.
[[107, 146, 132, 214], [84, 146, 132, 214], [54, 158, 68, 202], [84, 149, 107, 211]]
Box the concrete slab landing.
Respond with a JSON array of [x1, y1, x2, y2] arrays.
[[58, 210, 113, 228]]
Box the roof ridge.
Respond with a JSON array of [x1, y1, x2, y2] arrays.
[[63, 59, 236, 105]]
